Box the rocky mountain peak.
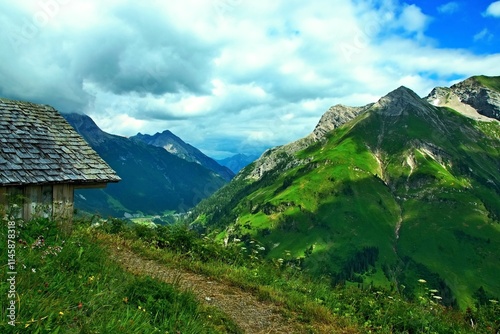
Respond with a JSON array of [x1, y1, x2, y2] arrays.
[[372, 86, 431, 116], [63, 113, 110, 145], [445, 76, 500, 120], [131, 130, 235, 181], [312, 104, 370, 141]]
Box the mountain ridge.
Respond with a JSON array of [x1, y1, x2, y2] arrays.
[[131, 130, 234, 181], [190, 76, 500, 309], [64, 113, 227, 217]]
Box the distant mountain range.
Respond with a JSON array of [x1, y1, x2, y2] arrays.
[[131, 131, 235, 181], [217, 153, 260, 174], [190, 75, 500, 309], [63, 114, 228, 217]]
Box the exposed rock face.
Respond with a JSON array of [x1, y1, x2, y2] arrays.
[[425, 86, 491, 122], [245, 86, 433, 181], [244, 137, 312, 180], [312, 104, 370, 140], [428, 77, 500, 121], [373, 86, 434, 117], [243, 78, 500, 182], [448, 77, 500, 120], [246, 102, 374, 180]]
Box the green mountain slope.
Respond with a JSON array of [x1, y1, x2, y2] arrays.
[[64, 114, 227, 217], [191, 81, 500, 309]]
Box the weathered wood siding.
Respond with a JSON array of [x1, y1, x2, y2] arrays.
[[0, 184, 74, 233], [23, 185, 53, 219], [52, 184, 74, 234]]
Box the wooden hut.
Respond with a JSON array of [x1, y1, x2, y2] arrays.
[[0, 97, 120, 230]]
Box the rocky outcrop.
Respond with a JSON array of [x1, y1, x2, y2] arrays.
[[449, 77, 500, 120], [428, 77, 500, 121], [246, 102, 372, 180], [312, 104, 370, 140], [243, 78, 500, 182], [373, 86, 434, 117], [425, 86, 493, 122], [244, 137, 312, 180]]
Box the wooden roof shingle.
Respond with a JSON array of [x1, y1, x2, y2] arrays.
[[0, 98, 121, 186]]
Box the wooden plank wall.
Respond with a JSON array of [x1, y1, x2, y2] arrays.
[[53, 184, 74, 234], [23, 185, 53, 220], [1, 184, 75, 234]]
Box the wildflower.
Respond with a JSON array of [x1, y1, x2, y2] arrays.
[[59, 311, 64, 316], [31, 268, 36, 273], [418, 279, 427, 284], [233, 238, 241, 242], [489, 299, 498, 304], [258, 246, 266, 251], [88, 276, 95, 282], [429, 289, 438, 293], [123, 297, 129, 304], [432, 296, 443, 300], [31, 236, 45, 249]]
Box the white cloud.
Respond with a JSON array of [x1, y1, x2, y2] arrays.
[[0, 0, 498, 158], [485, 1, 500, 17], [474, 28, 494, 42], [437, 2, 460, 14], [398, 4, 432, 34]]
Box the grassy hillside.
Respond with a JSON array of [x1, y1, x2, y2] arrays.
[[0, 213, 239, 333], [191, 94, 500, 309], [1, 208, 498, 332]]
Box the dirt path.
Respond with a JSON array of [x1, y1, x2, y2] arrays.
[[105, 242, 309, 333]]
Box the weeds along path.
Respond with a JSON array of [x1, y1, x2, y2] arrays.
[[103, 238, 311, 334]]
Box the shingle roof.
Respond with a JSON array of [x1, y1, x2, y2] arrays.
[[0, 98, 121, 186]]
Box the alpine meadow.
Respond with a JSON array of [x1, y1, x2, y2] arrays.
[[1, 75, 500, 333], [190, 76, 500, 310]]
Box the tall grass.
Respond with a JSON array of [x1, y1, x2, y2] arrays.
[[0, 213, 240, 333], [111, 219, 500, 333]]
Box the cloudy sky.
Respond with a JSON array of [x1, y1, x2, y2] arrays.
[[1, 0, 499, 158]]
